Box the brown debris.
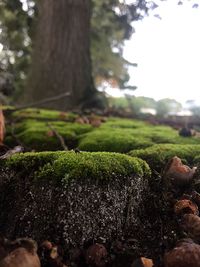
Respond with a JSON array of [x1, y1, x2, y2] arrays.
[[85, 243, 108, 267], [0, 110, 5, 145], [38, 240, 67, 267], [58, 112, 68, 120], [181, 214, 200, 241], [174, 199, 199, 216], [0, 238, 40, 267], [164, 238, 200, 267], [131, 257, 153, 267], [40, 240, 53, 251], [75, 115, 106, 127], [163, 156, 196, 186]]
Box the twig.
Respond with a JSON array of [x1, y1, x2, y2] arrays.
[[8, 92, 71, 113], [0, 146, 24, 159], [47, 123, 68, 151]]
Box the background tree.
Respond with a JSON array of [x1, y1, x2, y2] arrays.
[[0, 0, 34, 99], [156, 98, 182, 117], [0, 0, 151, 108], [22, 0, 97, 110], [1, 0, 197, 109], [186, 100, 200, 116]]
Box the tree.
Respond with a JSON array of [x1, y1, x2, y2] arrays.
[[156, 98, 182, 117], [21, 0, 97, 110], [1, 0, 199, 109], [0, 0, 33, 99], [91, 0, 139, 90], [186, 100, 200, 116], [0, 0, 151, 108]]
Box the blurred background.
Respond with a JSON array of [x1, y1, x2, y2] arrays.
[[0, 0, 199, 118]]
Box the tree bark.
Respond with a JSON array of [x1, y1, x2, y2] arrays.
[[24, 0, 96, 110]]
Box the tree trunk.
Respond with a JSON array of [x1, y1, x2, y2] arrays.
[[24, 0, 96, 110]]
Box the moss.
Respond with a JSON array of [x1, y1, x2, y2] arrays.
[[11, 108, 77, 121], [78, 118, 200, 153], [4, 151, 151, 184], [102, 117, 149, 128], [193, 155, 200, 164], [78, 128, 154, 153], [129, 144, 200, 171], [5, 108, 200, 153], [118, 124, 200, 145], [5, 119, 93, 151]]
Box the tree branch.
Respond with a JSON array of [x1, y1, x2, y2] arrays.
[[13, 92, 71, 112]]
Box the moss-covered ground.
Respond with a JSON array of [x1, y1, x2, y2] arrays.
[[4, 107, 200, 180], [5, 108, 200, 156], [2, 108, 200, 264]]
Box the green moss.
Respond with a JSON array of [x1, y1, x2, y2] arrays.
[[5, 108, 200, 153], [4, 151, 151, 184], [129, 144, 200, 171], [193, 155, 200, 164], [78, 122, 200, 153], [80, 118, 200, 153], [5, 119, 93, 151], [78, 128, 153, 153], [102, 117, 149, 128], [11, 108, 77, 121]]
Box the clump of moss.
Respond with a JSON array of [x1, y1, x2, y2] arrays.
[[79, 118, 200, 153], [5, 119, 93, 151], [102, 117, 149, 129], [5, 108, 200, 153], [11, 108, 77, 121], [116, 124, 200, 145], [129, 144, 200, 171], [78, 128, 153, 153], [5, 151, 151, 184]]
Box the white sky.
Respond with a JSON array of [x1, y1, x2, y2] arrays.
[[109, 0, 200, 105]]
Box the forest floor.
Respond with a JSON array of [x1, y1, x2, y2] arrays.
[[0, 108, 200, 267]]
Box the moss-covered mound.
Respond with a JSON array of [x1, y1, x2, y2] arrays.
[[78, 119, 200, 153], [5, 108, 200, 153], [6, 119, 93, 151], [0, 151, 151, 246], [5, 150, 151, 181], [129, 144, 200, 171], [11, 108, 77, 121], [78, 128, 154, 153], [101, 118, 148, 129]]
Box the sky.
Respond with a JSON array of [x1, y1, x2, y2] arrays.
[[107, 0, 200, 105]]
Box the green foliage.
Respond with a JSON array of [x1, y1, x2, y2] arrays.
[[0, 0, 34, 98], [91, 0, 153, 89], [91, 0, 131, 89], [156, 98, 182, 117], [4, 151, 151, 183], [0, 0, 151, 100], [109, 96, 156, 111], [186, 100, 200, 116], [108, 96, 183, 117], [129, 144, 200, 171], [125, 95, 157, 115]]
